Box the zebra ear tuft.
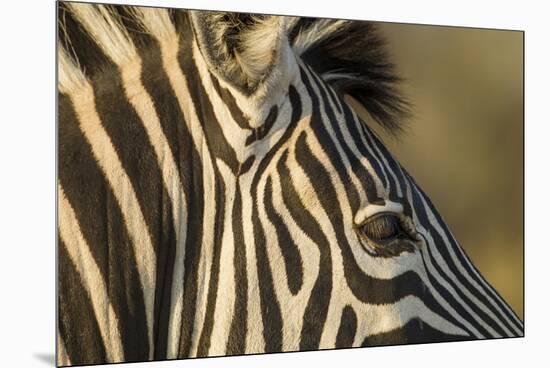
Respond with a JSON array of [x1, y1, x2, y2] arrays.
[[189, 11, 287, 95]]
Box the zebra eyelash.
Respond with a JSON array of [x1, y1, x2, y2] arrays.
[[355, 212, 419, 257]]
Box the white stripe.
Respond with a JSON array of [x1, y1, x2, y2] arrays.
[[58, 186, 124, 362], [57, 332, 72, 366], [58, 48, 87, 95], [353, 295, 469, 345]]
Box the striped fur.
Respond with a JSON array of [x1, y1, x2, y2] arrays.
[[57, 2, 523, 366]]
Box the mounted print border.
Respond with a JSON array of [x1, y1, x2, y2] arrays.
[[56, 1, 524, 366]]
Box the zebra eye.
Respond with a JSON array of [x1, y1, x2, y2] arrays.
[[356, 212, 418, 257], [360, 213, 401, 242]]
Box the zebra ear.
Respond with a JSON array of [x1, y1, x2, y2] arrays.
[[189, 11, 288, 95]]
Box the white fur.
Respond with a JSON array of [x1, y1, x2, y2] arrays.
[[235, 16, 283, 84], [56, 333, 71, 366], [131, 7, 177, 42], [58, 48, 87, 95], [67, 3, 137, 65]]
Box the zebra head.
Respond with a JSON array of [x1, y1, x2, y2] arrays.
[[57, 3, 523, 365], [186, 10, 524, 348]]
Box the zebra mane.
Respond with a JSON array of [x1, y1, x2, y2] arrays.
[[288, 18, 409, 132], [58, 2, 408, 132]]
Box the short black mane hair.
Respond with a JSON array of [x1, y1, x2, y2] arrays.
[[289, 17, 410, 133]]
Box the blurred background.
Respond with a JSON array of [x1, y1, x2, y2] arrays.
[[352, 23, 523, 319]]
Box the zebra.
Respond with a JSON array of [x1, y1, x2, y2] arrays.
[[57, 2, 524, 366]]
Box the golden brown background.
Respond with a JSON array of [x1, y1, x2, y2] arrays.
[[354, 23, 523, 319]]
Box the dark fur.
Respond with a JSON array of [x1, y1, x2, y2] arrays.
[[289, 18, 410, 133]]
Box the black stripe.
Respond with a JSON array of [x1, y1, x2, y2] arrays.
[[335, 305, 357, 348], [196, 170, 227, 357], [59, 94, 149, 361], [417, 244, 479, 337], [252, 187, 283, 352], [370, 133, 414, 217], [239, 155, 255, 175], [264, 177, 304, 295], [58, 238, 108, 365], [323, 77, 344, 115], [245, 106, 279, 146], [361, 318, 471, 347], [226, 181, 248, 355], [276, 150, 332, 350], [178, 30, 240, 174], [249, 85, 302, 194], [150, 193, 177, 361], [177, 144, 206, 358], [210, 72, 252, 129], [300, 69, 359, 209], [307, 64, 390, 194]]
